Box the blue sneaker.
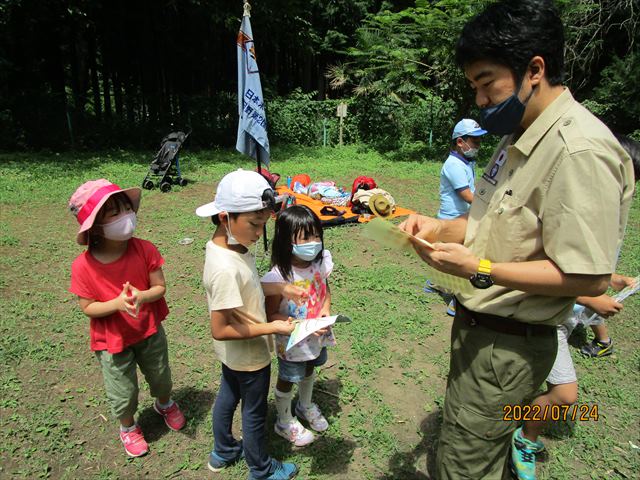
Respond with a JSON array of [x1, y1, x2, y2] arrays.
[[248, 459, 298, 480], [446, 299, 456, 317], [208, 447, 244, 472], [423, 279, 438, 293], [510, 427, 537, 480]]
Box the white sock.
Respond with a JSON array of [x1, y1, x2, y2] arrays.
[[157, 398, 174, 409], [298, 372, 315, 408], [120, 423, 137, 433], [275, 388, 294, 424]]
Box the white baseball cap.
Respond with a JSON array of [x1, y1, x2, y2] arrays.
[[452, 119, 487, 139], [195, 169, 273, 217]]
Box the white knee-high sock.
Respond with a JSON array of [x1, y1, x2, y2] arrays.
[[298, 372, 315, 408], [275, 388, 294, 424]]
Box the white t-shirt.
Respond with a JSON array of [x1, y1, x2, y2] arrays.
[[203, 241, 272, 371], [262, 250, 336, 362]]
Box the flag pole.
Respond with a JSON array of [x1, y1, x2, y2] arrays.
[[242, 0, 268, 251]]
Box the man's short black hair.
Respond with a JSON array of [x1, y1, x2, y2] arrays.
[[456, 0, 565, 86], [615, 134, 640, 183]]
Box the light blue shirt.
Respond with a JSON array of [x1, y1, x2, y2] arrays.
[[437, 151, 475, 219]]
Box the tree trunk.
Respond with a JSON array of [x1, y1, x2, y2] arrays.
[[87, 34, 102, 120]]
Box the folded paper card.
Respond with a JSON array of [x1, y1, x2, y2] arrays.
[[286, 315, 351, 351], [363, 217, 473, 294], [582, 275, 640, 325]]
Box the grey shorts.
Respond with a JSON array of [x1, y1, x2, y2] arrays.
[[546, 324, 577, 385], [277, 347, 328, 383]]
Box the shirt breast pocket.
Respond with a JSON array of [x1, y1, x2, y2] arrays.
[[485, 194, 538, 262]]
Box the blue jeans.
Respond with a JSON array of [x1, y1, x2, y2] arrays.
[[277, 347, 328, 383], [212, 363, 272, 479]]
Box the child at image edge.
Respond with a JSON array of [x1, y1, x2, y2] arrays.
[[197, 169, 300, 480], [68, 179, 185, 458], [262, 205, 335, 447]]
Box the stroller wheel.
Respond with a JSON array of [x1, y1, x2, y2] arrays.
[[178, 178, 188, 187], [142, 179, 155, 190], [160, 181, 172, 192]]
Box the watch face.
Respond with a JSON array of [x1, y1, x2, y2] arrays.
[[470, 273, 493, 289]]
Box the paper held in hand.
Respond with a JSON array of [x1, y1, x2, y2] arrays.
[[583, 275, 640, 325], [286, 315, 351, 351], [362, 217, 473, 294]]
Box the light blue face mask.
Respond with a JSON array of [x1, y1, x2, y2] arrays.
[[292, 241, 322, 261]]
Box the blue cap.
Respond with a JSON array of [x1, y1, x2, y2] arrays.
[[452, 119, 487, 139]]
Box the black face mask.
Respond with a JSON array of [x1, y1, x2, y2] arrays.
[[479, 81, 535, 136]]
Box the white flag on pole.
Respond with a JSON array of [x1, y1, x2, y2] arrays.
[[236, 12, 270, 167]]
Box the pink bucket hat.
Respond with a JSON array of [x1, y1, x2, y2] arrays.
[[69, 179, 141, 245]]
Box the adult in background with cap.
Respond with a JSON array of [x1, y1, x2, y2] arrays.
[[437, 118, 487, 220], [427, 119, 487, 316], [400, 1, 634, 478]]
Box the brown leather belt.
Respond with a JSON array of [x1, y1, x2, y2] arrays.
[[456, 300, 555, 337]]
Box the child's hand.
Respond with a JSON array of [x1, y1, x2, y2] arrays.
[[125, 283, 144, 317], [271, 318, 296, 335], [610, 274, 636, 292], [118, 282, 138, 318], [282, 284, 309, 306], [584, 294, 623, 318], [313, 308, 331, 336]]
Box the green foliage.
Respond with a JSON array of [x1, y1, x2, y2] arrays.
[[330, 1, 491, 107], [588, 52, 640, 133], [353, 92, 455, 158], [267, 90, 358, 146], [266, 89, 455, 159]]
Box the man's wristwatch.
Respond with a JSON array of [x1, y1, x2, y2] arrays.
[[470, 258, 493, 289]]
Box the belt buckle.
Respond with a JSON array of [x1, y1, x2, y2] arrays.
[[469, 317, 477, 327]]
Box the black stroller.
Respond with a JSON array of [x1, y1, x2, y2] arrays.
[[142, 131, 190, 192]]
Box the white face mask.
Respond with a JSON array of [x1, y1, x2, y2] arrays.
[[100, 212, 137, 241], [461, 139, 479, 159], [222, 213, 243, 246]]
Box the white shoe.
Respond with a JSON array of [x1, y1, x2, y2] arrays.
[[274, 418, 315, 447], [295, 402, 329, 432]]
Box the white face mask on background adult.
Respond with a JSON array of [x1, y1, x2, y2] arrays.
[[461, 139, 479, 159], [99, 212, 137, 241]]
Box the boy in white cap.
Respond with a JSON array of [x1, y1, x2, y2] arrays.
[[196, 169, 299, 480], [437, 118, 487, 220]]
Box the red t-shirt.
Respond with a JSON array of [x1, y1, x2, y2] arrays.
[[70, 237, 169, 354]]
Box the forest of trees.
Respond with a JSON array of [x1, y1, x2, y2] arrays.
[[0, 0, 637, 152]]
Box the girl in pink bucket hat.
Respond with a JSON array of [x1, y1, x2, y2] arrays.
[[68, 179, 185, 457]]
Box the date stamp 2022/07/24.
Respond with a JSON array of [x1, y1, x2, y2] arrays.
[[503, 404, 599, 422]]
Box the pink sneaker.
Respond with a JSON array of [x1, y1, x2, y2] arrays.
[[154, 401, 186, 431], [119, 425, 149, 457]]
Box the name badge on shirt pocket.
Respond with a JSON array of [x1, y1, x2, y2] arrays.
[[482, 149, 508, 186]]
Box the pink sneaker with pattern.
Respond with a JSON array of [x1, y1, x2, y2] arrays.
[[119, 425, 149, 457], [154, 401, 186, 431]]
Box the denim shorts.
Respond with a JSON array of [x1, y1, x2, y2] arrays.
[[277, 347, 328, 383]]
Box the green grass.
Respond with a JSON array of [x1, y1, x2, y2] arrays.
[[0, 145, 638, 479]]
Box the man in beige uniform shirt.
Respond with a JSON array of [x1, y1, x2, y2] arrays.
[[400, 1, 634, 478]]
